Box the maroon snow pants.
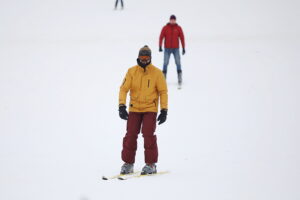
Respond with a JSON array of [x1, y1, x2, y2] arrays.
[[122, 112, 158, 164]]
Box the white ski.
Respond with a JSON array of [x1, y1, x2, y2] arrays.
[[102, 171, 140, 180], [118, 171, 170, 180], [178, 83, 182, 89]]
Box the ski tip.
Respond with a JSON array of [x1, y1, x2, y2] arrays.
[[102, 176, 108, 180], [118, 177, 126, 180]]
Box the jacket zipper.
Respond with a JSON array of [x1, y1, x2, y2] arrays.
[[148, 79, 150, 88], [139, 72, 143, 108], [171, 26, 174, 48]]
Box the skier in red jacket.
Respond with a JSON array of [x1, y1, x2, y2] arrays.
[[159, 15, 185, 87]]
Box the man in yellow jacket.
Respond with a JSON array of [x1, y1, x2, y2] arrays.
[[118, 45, 168, 175]]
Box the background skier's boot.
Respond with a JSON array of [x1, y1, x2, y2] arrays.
[[141, 163, 157, 175], [120, 163, 134, 175], [163, 70, 167, 79], [178, 70, 182, 85]]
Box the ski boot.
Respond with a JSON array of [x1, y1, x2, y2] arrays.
[[178, 70, 182, 89], [163, 70, 167, 79], [141, 163, 157, 175], [120, 163, 134, 175]]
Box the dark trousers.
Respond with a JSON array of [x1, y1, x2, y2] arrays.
[[122, 112, 158, 164], [115, 0, 124, 8]]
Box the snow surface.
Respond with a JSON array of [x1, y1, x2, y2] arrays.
[[0, 0, 300, 200]]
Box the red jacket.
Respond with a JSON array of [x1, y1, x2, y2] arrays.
[[159, 23, 185, 49]]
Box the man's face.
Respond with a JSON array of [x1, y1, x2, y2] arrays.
[[139, 56, 151, 65], [170, 19, 176, 24]]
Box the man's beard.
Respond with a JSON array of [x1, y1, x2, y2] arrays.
[[137, 58, 151, 68]]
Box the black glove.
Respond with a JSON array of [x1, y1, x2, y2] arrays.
[[119, 105, 128, 120], [182, 48, 186, 55], [157, 109, 167, 125], [159, 47, 163, 52]]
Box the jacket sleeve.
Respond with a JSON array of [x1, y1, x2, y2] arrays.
[[178, 26, 185, 49], [159, 26, 166, 47], [157, 71, 168, 110], [119, 70, 132, 106]]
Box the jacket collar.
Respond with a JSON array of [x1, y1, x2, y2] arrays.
[[137, 64, 153, 73], [167, 23, 178, 26]]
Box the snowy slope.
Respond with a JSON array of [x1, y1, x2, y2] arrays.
[[0, 0, 300, 200]]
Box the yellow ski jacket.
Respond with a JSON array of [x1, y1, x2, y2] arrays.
[[119, 64, 168, 113]]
